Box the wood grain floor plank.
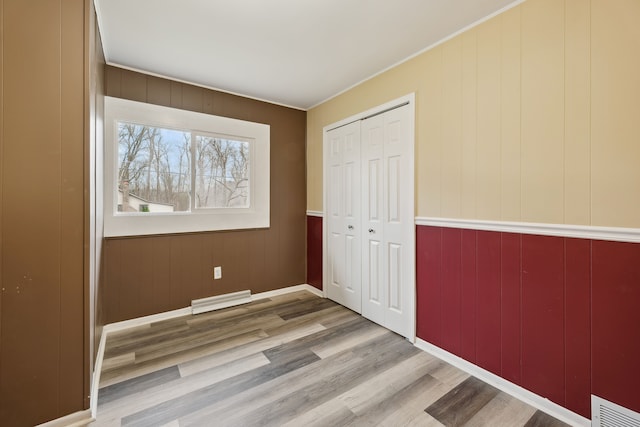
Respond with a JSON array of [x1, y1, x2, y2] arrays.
[[426, 376, 501, 426], [377, 375, 450, 427], [226, 332, 420, 426], [310, 317, 391, 359], [121, 350, 320, 427], [105, 321, 189, 355], [463, 392, 538, 427], [280, 397, 355, 427], [130, 314, 283, 363], [429, 357, 471, 388], [100, 329, 269, 387], [92, 292, 572, 427], [96, 353, 271, 422], [264, 315, 376, 361], [524, 410, 571, 427], [98, 366, 180, 406], [348, 373, 447, 427], [338, 351, 439, 415], [101, 352, 135, 371], [179, 348, 365, 427], [176, 322, 326, 377], [318, 305, 362, 328]]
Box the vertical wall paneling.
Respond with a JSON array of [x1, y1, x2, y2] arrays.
[[564, 237, 591, 418], [0, 1, 4, 419], [306, 215, 323, 290], [460, 31, 477, 219], [119, 239, 149, 320], [147, 75, 171, 107], [60, 0, 85, 414], [2, 0, 63, 423], [420, 49, 442, 217], [182, 84, 204, 113], [475, 19, 501, 220], [590, 0, 640, 228], [120, 69, 147, 103], [475, 230, 501, 375], [440, 228, 462, 355], [592, 240, 640, 414], [416, 226, 442, 344], [0, 0, 4, 419], [415, 225, 634, 417], [0, 0, 88, 424], [103, 66, 307, 323], [499, 7, 521, 221], [521, 234, 565, 406], [170, 81, 182, 109], [459, 229, 477, 363], [150, 236, 173, 314], [441, 39, 462, 218], [500, 232, 521, 383], [564, 0, 591, 225], [520, 0, 565, 223], [308, 0, 640, 228]]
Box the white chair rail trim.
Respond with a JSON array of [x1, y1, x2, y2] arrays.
[[415, 217, 640, 244]]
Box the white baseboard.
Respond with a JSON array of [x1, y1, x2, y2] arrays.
[[253, 283, 324, 299], [90, 329, 107, 419], [36, 409, 93, 427], [102, 307, 192, 335], [90, 283, 324, 417], [414, 338, 591, 427]]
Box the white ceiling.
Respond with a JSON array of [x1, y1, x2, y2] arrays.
[[96, 0, 519, 110]]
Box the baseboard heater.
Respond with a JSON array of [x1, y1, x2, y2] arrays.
[[592, 395, 640, 427], [191, 290, 252, 315]]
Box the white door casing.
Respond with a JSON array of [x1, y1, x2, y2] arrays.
[[326, 121, 362, 313]]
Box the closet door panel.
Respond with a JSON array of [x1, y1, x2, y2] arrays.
[[326, 122, 361, 312]]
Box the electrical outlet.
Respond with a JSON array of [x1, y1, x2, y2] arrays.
[[214, 266, 222, 280]]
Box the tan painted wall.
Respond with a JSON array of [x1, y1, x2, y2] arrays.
[[307, 0, 640, 228]]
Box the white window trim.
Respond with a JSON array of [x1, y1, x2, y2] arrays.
[[104, 96, 270, 237]]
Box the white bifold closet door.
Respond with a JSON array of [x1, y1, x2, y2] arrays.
[[361, 104, 413, 337], [326, 121, 362, 313], [326, 102, 414, 339]]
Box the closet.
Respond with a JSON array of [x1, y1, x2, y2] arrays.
[[324, 96, 415, 339]]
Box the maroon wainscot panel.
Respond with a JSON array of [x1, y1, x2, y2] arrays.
[[415, 225, 616, 419]]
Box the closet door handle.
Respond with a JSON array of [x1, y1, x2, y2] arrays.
[[347, 225, 354, 230], [368, 228, 375, 234]]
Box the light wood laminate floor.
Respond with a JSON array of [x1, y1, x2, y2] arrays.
[[92, 291, 570, 427]]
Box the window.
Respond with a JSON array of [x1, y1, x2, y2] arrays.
[[104, 96, 270, 237], [194, 135, 250, 209]]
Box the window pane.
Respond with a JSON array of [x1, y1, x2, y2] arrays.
[[117, 122, 191, 213], [195, 136, 250, 208]]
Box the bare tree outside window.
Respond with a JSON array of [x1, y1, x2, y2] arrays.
[[117, 122, 191, 213], [195, 136, 250, 208], [117, 122, 250, 213]]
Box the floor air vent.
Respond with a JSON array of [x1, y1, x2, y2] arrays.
[[191, 290, 252, 314], [592, 395, 640, 427]]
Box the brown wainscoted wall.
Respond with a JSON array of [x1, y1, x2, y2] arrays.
[[101, 66, 307, 324], [0, 0, 91, 425]]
